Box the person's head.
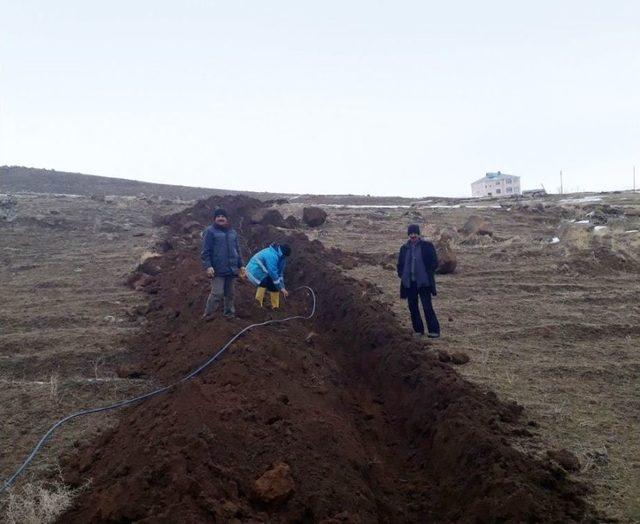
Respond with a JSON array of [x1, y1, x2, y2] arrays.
[[407, 224, 421, 242], [280, 243, 292, 257], [213, 208, 228, 227]]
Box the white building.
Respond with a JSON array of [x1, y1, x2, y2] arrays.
[[471, 172, 521, 197]]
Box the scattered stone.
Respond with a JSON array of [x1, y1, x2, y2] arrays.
[[450, 352, 470, 365], [305, 332, 318, 346], [459, 215, 493, 236], [435, 239, 457, 274], [284, 215, 300, 229], [250, 208, 287, 227], [438, 227, 459, 242], [253, 462, 295, 505], [103, 315, 116, 323], [302, 207, 328, 227], [547, 449, 581, 472]]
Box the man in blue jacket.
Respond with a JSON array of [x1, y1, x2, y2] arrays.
[[245, 243, 291, 309], [397, 224, 440, 338], [201, 208, 244, 320]]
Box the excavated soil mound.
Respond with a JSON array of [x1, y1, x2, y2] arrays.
[[61, 196, 594, 522]]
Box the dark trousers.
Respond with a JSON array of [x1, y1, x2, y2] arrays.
[[406, 282, 440, 335]]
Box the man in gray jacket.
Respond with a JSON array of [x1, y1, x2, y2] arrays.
[[200, 208, 244, 320]]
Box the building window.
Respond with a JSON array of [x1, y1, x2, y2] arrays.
[[506, 178, 512, 184], [496, 189, 501, 194], [506, 187, 512, 193]]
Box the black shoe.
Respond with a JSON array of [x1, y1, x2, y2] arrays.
[[427, 333, 440, 339]]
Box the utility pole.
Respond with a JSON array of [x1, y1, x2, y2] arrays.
[[560, 170, 563, 195], [634, 165, 636, 192]]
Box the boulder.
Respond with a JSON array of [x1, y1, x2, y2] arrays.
[[302, 207, 327, 227], [284, 215, 300, 229], [438, 227, 459, 242], [435, 240, 457, 274], [253, 462, 295, 505], [459, 215, 493, 236], [250, 208, 287, 228]]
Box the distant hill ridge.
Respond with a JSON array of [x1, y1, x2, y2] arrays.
[[0, 166, 421, 204], [0, 166, 288, 201]]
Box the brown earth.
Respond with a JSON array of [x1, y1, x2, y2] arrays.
[[58, 196, 594, 522]]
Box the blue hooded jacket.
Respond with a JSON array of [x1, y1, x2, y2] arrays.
[[200, 224, 243, 277], [246, 244, 287, 289]]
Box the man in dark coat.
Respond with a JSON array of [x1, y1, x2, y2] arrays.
[[200, 208, 244, 320], [397, 224, 441, 338]]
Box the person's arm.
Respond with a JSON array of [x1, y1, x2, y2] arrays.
[[264, 253, 285, 290], [201, 229, 213, 269], [424, 242, 438, 273], [397, 246, 405, 278], [278, 258, 286, 291], [235, 234, 244, 269]]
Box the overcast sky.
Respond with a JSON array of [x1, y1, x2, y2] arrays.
[[0, 1, 638, 197]]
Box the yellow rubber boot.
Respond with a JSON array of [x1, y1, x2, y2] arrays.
[[255, 286, 266, 307], [269, 291, 280, 309]]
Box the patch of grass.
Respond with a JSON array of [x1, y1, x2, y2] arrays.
[[1, 479, 89, 524]]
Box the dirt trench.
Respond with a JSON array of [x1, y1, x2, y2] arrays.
[[60, 196, 595, 522]]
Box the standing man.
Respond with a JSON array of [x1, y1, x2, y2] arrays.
[[201, 208, 244, 320], [245, 243, 291, 309], [397, 224, 441, 339]]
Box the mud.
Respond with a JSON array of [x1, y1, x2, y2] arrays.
[[61, 196, 594, 522]]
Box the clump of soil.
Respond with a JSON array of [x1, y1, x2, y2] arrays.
[[60, 195, 595, 522]]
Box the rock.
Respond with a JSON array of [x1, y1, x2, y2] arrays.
[[547, 449, 580, 472], [284, 215, 300, 229], [253, 462, 295, 505], [435, 240, 457, 274], [302, 207, 327, 227], [459, 215, 493, 236], [450, 352, 470, 365], [250, 208, 287, 227], [305, 332, 318, 346], [438, 227, 459, 242]]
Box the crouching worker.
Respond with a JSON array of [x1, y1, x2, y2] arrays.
[[201, 208, 244, 320], [397, 224, 441, 339], [245, 243, 291, 309]]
